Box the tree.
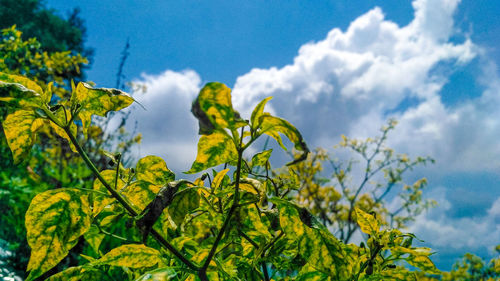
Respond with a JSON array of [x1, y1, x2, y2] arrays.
[[0, 0, 92, 57]]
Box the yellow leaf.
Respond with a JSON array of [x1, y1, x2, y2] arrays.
[[355, 207, 380, 235]]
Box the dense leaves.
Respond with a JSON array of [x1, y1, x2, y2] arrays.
[[0, 74, 495, 281]]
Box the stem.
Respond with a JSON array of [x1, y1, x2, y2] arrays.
[[60, 125, 198, 271], [199, 127, 245, 277]]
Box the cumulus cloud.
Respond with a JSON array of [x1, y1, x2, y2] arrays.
[[409, 189, 500, 253], [126, 70, 202, 173]]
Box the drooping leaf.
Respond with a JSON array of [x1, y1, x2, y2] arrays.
[[25, 188, 92, 281], [355, 207, 380, 235], [168, 188, 200, 227], [258, 114, 309, 165], [191, 82, 245, 134], [238, 204, 272, 240], [2, 110, 40, 163], [45, 266, 110, 281], [186, 131, 238, 174], [93, 244, 163, 268], [136, 155, 175, 186], [135, 267, 178, 281], [72, 82, 134, 136], [251, 149, 272, 168]]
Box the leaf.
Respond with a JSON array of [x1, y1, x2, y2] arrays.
[[0, 72, 47, 106], [186, 131, 238, 174], [250, 96, 272, 130], [122, 181, 160, 211], [251, 149, 272, 168], [258, 114, 309, 165], [84, 224, 105, 255], [168, 188, 200, 227], [92, 170, 125, 217], [355, 208, 380, 235], [239, 204, 272, 240], [25, 188, 92, 281], [94, 244, 163, 268], [212, 168, 230, 189], [72, 82, 134, 136], [135, 267, 178, 281], [191, 82, 244, 134], [270, 198, 349, 278], [406, 255, 440, 274], [2, 110, 40, 163], [136, 155, 175, 185], [45, 266, 110, 281]]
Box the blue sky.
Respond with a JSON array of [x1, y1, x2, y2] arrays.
[[46, 0, 500, 270]]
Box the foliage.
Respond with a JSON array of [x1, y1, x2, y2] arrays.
[[0, 74, 444, 280]]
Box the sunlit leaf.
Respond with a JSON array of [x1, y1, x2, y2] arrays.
[[92, 170, 125, 217], [250, 96, 273, 131], [186, 131, 238, 174], [355, 207, 380, 235], [251, 149, 272, 168], [191, 82, 244, 134], [25, 188, 91, 281], [93, 244, 162, 268], [136, 155, 175, 186], [72, 82, 134, 136], [2, 110, 40, 163], [258, 114, 309, 165], [0, 72, 47, 106]]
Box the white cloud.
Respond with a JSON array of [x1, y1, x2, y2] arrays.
[[126, 70, 202, 174], [409, 190, 500, 252]]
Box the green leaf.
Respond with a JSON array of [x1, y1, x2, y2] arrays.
[[251, 149, 272, 168], [406, 255, 440, 274], [136, 155, 175, 186], [271, 198, 348, 278], [84, 224, 105, 255], [250, 96, 272, 130], [168, 188, 200, 227], [122, 181, 160, 211], [135, 267, 178, 281], [25, 188, 92, 281], [258, 114, 309, 165], [0, 72, 47, 106], [239, 204, 272, 240], [45, 266, 109, 281], [186, 131, 238, 174], [355, 208, 380, 235], [93, 244, 163, 268], [72, 82, 134, 136], [191, 82, 245, 134], [92, 170, 125, 217], [2, 110, 41, 163]]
